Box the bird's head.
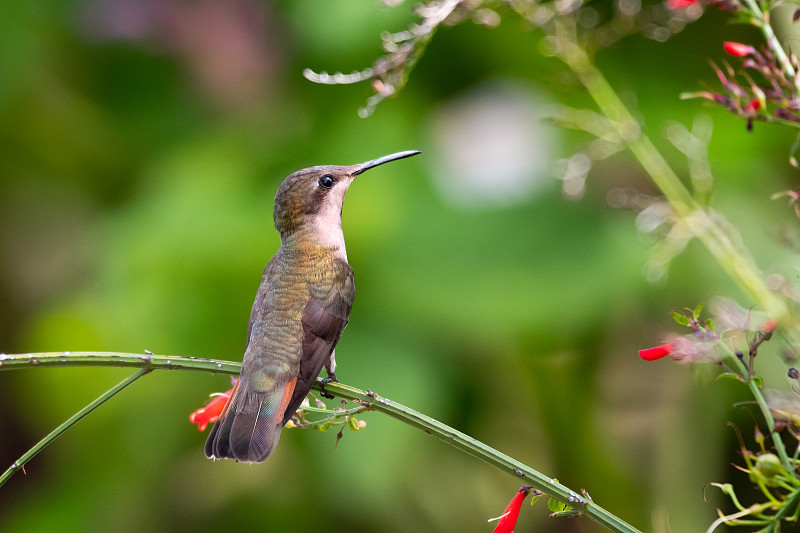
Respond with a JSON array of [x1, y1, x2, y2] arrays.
[[273, 150, 420, 241]]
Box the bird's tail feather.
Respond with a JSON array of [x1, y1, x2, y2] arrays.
[[205, 377, 297, 462]]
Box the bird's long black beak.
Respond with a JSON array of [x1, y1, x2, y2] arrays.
[[352, 150, 421, 176]]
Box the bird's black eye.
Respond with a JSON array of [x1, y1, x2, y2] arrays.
[[318, 174, 335, 189]]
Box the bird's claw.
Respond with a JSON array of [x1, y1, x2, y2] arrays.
[[320, 374, 338, 399]]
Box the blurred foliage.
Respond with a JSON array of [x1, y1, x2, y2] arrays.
[[2, 0, 800, 532]]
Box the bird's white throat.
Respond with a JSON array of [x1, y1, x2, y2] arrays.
[[309, 177, 353, 260]]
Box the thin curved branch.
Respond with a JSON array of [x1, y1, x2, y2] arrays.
[[0, 352, 642, 533]]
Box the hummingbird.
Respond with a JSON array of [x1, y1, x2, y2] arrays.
[[205, 150, 421, 462]]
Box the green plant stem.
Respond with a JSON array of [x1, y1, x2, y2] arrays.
[[552, 19, 789, 324], [722, 349, 795, 477], [741, 0, 798, 86], [0, 366, 149, 488], [554, 13, 800, 488], [0, 352, 643, 533], [748, 378, 795, 475], [332, 383, 640, 532], [772, 485, 800, 523], [705, 501, 775, 533]]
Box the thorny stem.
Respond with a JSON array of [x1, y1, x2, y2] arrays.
[[0, 352, 643, 533]]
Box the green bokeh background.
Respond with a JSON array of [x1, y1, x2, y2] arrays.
[[2, 1, 799, 531]]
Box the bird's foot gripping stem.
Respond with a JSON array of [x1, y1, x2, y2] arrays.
[[320, 373, 338, 399]]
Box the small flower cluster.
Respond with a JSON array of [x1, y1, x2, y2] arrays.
[[638, 301, 776, 375], [641, 302, 800, 531], [289, 395, 368, 450], [639, 303, 723, 364], [686, 40, 800, 132]]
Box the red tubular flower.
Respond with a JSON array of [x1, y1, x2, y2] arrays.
[[723, 42, 753, 57], [762, 320, 777, 333], [492, 486, 533, 533], [190, 388, 233, 431], [638, 343, 674, 361], [666, 0, 697, 9]]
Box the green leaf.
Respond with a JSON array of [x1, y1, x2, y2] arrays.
[[671, 312, 691, 326], [530, 494, 541, 507], [734, 9, 756, 25], [716, 373, 745, 383], [548, 498, 568, 513], [705, 318, 715, 332], [752, 376, 763, 387], [318, 420, 332, 433], [693, 302, 705, 320], [347, 416, 360, 431]]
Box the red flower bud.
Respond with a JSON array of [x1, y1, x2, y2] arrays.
[[762, 320, 777, 333], [492, 486, 533, 533], [744, 98, 761, 113], [189, 388, 233, 431], [723, 42, 753, 57], [666, 0, 697, 9], [638, 343, 674, 361]]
